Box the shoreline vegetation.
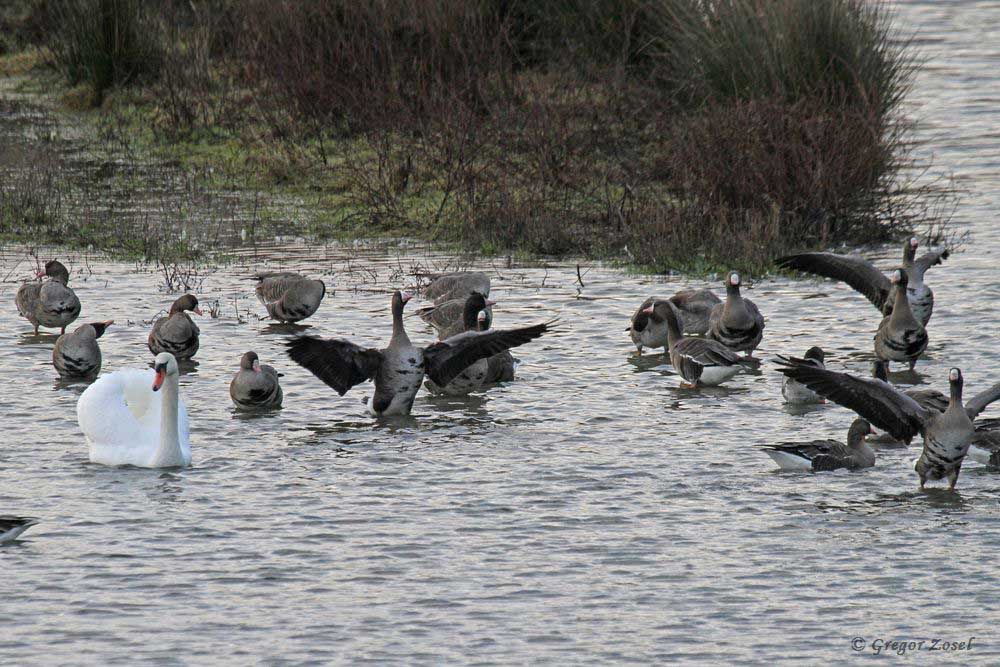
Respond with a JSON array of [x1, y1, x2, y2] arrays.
[[0, 0, 957, 273]]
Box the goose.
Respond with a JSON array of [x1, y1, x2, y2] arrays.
[[148, 294, 202, 360], [708, 272, 765, 356], [15, 259, 81, 334], [416, 293, 495, 339], [763, 419, 876, 471], [776, 347, 826, 404], [0, 517, 39, 544], [425, 302, 496, 396], [486, 350, 518, 384], [254, 272, 326, 323], [775, 364, 1000, 489], [871, 360, 948, 413], [629, 298, 682, 355], [230, 351, 283, 409], [668, 289, 721, 335], [77, 352, 191, 468], [423, 271, 491, 304], [775, 237, 948, 326], [286, 290, 551, 416], [52, 320, 113, 378], [874, 269, 927, 370], [656, 301, 754, 387]]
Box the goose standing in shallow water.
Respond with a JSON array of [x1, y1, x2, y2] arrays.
[[0, 517, 39, 544], [53, 320, 113, 378], [230, 351, 283, 409], [77, 352, 191, 468], [148, 294, 202, 360], [15, 260, 81, 334], [254, 272, 326, 323], [775, 237, 947, 327], [763, 419, 875, 472], [776, 347, 826, 404], [775, 364, 1000, 490], [708, 272, 765, 356], [657, 300, 754, 387], [874, 269, 927, 371], [629, 298, 682, 355], [286, 291, 551, 416]]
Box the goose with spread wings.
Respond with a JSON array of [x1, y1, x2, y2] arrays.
[[775, 363, 1000, 490], [775, 237, 948, 327], [286, 290, 552, 416]]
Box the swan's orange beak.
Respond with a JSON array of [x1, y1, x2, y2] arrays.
[[152, 365, 167, 392]]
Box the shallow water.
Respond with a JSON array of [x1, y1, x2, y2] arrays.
[[2, 2, 1000, 664]]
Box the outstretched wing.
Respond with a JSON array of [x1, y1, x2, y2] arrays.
[[424, 322, 551, 387], [286, 336, 383, 395], [775, 252, 891, 313], [965, 381, 1000, 420], [913, 249, 949, 275], [775, 362, 929, 442]]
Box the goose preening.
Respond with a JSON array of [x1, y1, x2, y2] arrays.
[[874, 269, 927, 371], [776, 347, 826, 404], [0, 517, 39, 544], [775, 237, 948, 327], [53, 320, 113, 378], [422, 271, 491, 304], [668, 289, 721, 335], [775, 364, 1000, 489], [657, 301, 754, 387], [15, 259, 81, 334], [628, 290, 723, 355], [77, 352, 191, 468], [416, 293, 494, 339], [286, 290, 551, 416], [148, 294, 202, 360], [254, 272, 326, 323], [230, 351, 283, 409], [763, 419, 876, 472], [708, 272, 765, 356]]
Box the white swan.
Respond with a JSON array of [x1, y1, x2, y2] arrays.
[[77, 352, 191, 468]]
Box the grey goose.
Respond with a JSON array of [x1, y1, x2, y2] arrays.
[[286, 291, 551, 416], [424, 300, 495, 395], [148, 294, 202, 360], [708, 272, 765, 356], [775, 237, 947, 327], [628, 289, 722, 354], [254, 272, 326, 323], [52, 320, 113, 378], [230, 351, 283, 409], [15, 260, 81, 334], [775, 364, 1000, 489], [422, 271, 491, 304], [874, 269, 927, 370], [416, 293, 494, 339], [0, 516, 39, 544], [655, 301, 754, 387], [763, 419, 875, 472], [776, 347, 826, 404]]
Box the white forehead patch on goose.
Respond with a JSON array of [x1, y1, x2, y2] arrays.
[[949, 368, 961, 381], [730, 272, 741, 286], [910, 237, 919, 247]]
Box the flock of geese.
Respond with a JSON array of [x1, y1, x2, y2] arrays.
[[4, 237, 999, 543]]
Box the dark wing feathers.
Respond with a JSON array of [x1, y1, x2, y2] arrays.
[[775, 252, 891, 312], [914, 249, 949, 274], [675, 338, 744, 366], [965, 381, 1000, 420], [424, 322, 550, 387], [775, 363, 929, 442], [286, 336, 383, 395]]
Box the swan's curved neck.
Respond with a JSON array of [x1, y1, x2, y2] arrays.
[[152, 375, 184, 467]]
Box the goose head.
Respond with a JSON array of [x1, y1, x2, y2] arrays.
[[170, 294, 203, 316], [847, 418, 875, 448], [804, 346, 825, 365], [240, 351, 262, 373], [904, 236, 919, 264], [949, 367, 963, 403], [890, 268, 909, 289], [152, 353, 179, 392], [725, 271, 742, 295], [43, 259, 70, 284], [477, 309, 490, 332], [462, 292, 494, 330], [391, 290, 413, 315], [89, 320, 114, 339]]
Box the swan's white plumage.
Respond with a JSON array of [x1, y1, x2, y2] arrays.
[[77, 368, 190, 467]]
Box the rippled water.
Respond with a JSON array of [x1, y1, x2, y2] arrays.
[[2, 3, 1000, 664]]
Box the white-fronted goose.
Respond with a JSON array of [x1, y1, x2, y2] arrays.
[[53, 320, 113, 378], [230, 351, 283, 409], [416, 293, 494, 339], [254, 272, 326, 323], [669, 289, 721, 335], [776, 347, 826, 404], [423, 271, 491, 304], [657, 302, 753, 387], [426, 305, 495, 395], [148, 294, 202, 360], [0, 516, 39, 544], [15, 260, 81, 334], [776, 237, 947, 326], [763, 419, 875, 471], [775, 364, 1000, 489], [874, 269, 927, 370], [286, 290, 551, 416], [708, 272, 765, 356], [629, 297, 682, 355]]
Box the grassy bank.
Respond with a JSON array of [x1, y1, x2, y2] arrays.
[[0, 0, 953, 273]]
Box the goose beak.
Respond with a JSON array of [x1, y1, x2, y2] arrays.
[[152, 365, 167, 392], [485, 299, 496, 307], [642, 305, 654, 314], [401, 292, 413, 303], [193, 307, 204, 316], [35, 270, 44, 278], [252, 360, 261, 373]]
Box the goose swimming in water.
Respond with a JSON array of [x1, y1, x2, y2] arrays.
[[15, 259, 81, 334], [148, 294, 202, 360], [254, 272, 326, 323], [763, 419, 875, 472], [776, 347, 826, 404], [286, 291, 551, 416], [230, 351, 283, 409], [708, 272, 765, 356], [656, 300, 754, 387], [53, 320, 113, 378]]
